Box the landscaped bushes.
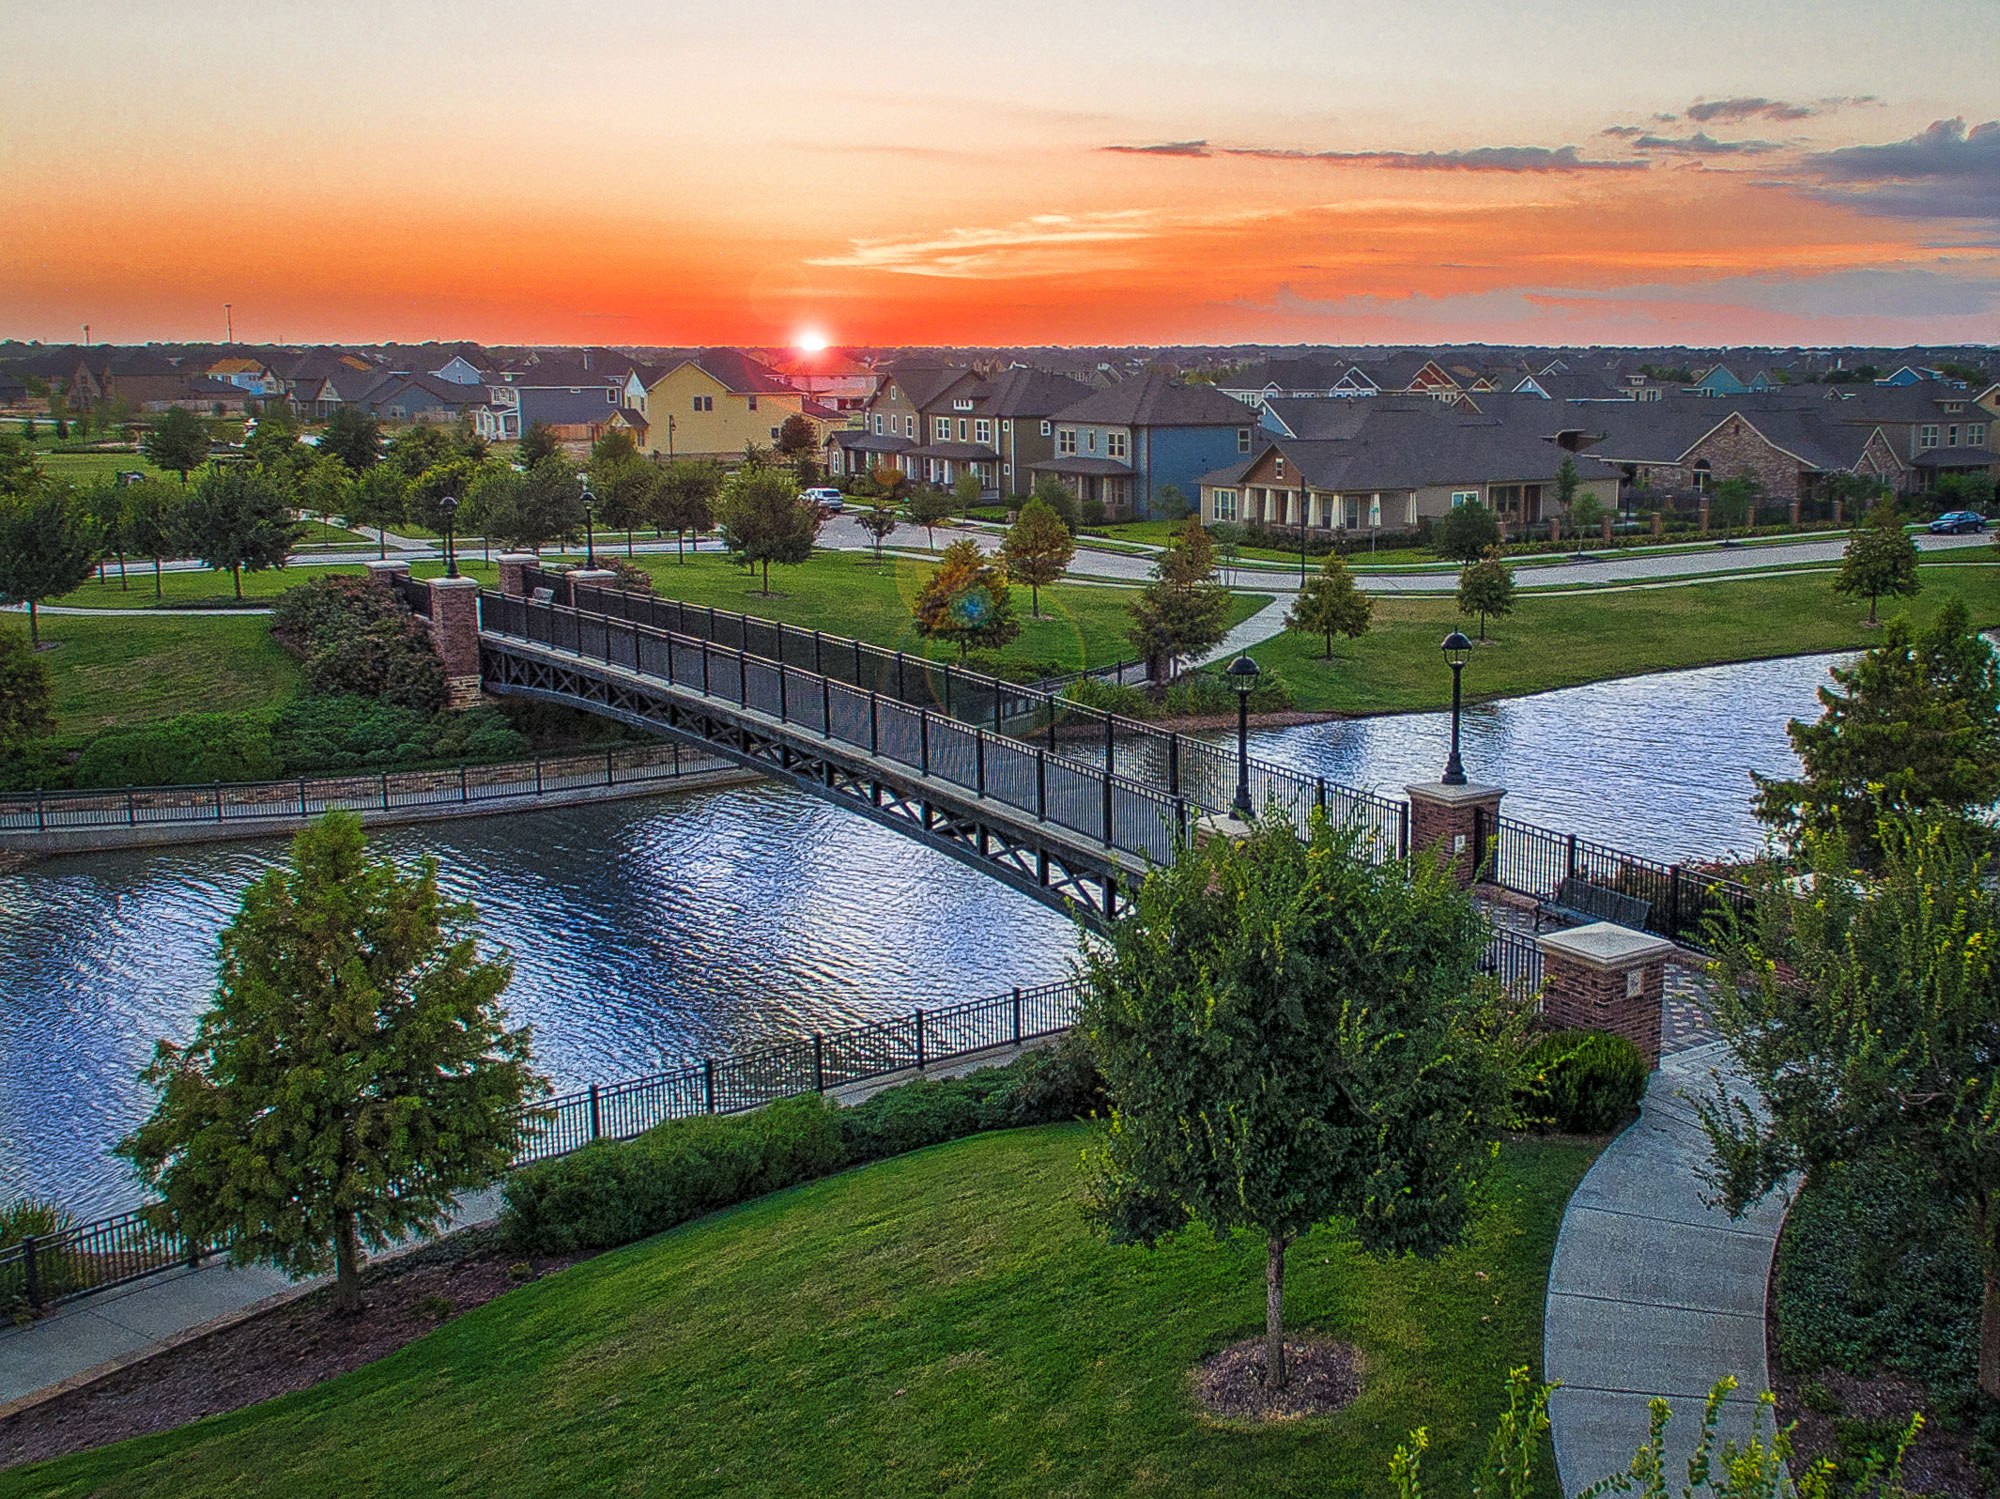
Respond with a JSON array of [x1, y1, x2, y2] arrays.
[[1515, 1029, 1647, 1134], [502, 1037, 1105, 1255], [1058, 668, 1296, 722], [270, 575, 446, 712], [270, 695, 528, 774], [74, 712, 282, 788]]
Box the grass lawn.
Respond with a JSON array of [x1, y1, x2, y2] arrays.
[[1256, 560, 2000, 714], [291, 519, 369, 546], [36, 450, 166, 485], [1, 1127, 1599, 1499], [25, 613, 303, 735], [51, 558, 499, 608]]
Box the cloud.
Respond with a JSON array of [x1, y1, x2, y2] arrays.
[[1222, 144, 1644, 172], [1635, 131, 1783, 156], [1102, 139, 1210, 157], [1600, 125, 1644, 139], [1796, 118, 2000, 220], [1686, 94, 1878, 123], [804, 209, 1174, 277]]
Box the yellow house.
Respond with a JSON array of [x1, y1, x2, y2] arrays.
[[638, 350, 806, 460]]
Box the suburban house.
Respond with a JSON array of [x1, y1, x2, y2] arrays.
[[1580, 397, 1906, 501], [775, 349, 878, 413], [1684, 365, 1778, 397], [1199, 401, 1621, 536], [281, 352, 380, 418], [636, 350, 807, 460], [361, 373, 492, 426], [205, 357, 284, 395], [833, 362, 981, 486], [1216, 355, 1354, 409], [1033, 373, 1256, 519]]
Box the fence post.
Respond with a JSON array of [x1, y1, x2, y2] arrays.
[[1167, 733, 1180, 797], [588, 1083, 602, 1141], [127, 785, 136, 826], [869, 691, 879, 756], [813, 629, 823, 677], [1047, 694, 1058, 751], [703, 1058, 716, 1113], [1398, 802, 1411, 861], [974, 728, 986, 797], [299, 778, 309, 820], [1013, 987, 1022, 1044], [821, 675, 831, 737], [854, 638, 863, 688], [1566, 833, 1579, 882], [919, 709, 930, 776], [895, 651, 906, 702], [1316, 776, 1327, 814], [35, 786, 44, 831], [1036, 749, 1047, 820], [942, 662, 953, 718], [914, 1008, 925, 1071], [813, 1033, 825, 1093], [778, 665, 788, 723], [461, 764, 470, 803], [535, 757, 544, 796], [21, 1234, 38, 1311], [673, 742, 681, 776], [1102, 766, 1113, 845], [1103, 712, 1114, 771], [1668, 864, 1683, 942], [217, 781, 226, 821], [701, 640, 710, 695]]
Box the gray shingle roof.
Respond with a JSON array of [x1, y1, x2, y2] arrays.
[[1051, 372, 1250, 428]]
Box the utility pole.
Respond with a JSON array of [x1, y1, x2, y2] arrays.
[[225, 303, 233, 343], [82, 323, 89, 346]]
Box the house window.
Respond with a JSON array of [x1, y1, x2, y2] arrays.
[[1273, 455, 1284, 477], [1945, 401, 1965, 413], [1451, 490, 1477, 508], [873, 414, 883, 435], [974, 419, 991, 444], [1039, 420, 1052, 437], [1107, 431, 1127, 459], [1948, 425, 1960, 446], [1238, 428, 1251, 453], [957, 419, 968, 441], [1346, 495, 1361, 529], [1970, 426, 1988, 447], [1692, 460, 1711, 491], [904, 415, 915, 436], [1057, 429, 1076, 456], [953, 399, 973, 411], [770, 427, 780, 439], [1085, 429, 1097, 453], [1212, 489, 1237, 521], [692, 395, 713, 412], [1001, 420, 1013, 435], [934, 417, 951, 441], [1921, 424, 1940, 448], [606, 389, 616, 404], [747, 395, 758, 411]]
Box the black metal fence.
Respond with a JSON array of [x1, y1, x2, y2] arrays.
[[1485, 816, 1754, 951], [0, 745, 728, 836], [392, 572, 433, 618]]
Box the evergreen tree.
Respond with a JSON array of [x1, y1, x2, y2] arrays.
[[1433, 499, 1502, 563], [1000, 497, 1075, 616], [181, 463, 301, 599], [141, 407, 212, 483], [1284, 550, 1373, 657], [0, 482, 104, 644], [911, 537, 1021, 661], [1834, 505, 1920, 623], [321, 406, 383, 474], [0, 627, 54, 751], [1126, 516, 1231, 676], [1455, 548, 1516, 640], [1082, 813, 1523, 1391], [516, 422, 561, 469], [715, 466, 819, 594], [120, 814, 545, 1315], [1752, 599, 2000, 861]]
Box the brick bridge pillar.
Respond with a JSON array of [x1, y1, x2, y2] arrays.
[[1549, 515, 1561, 544], [1405, 780, 1505, 889], [426, 575, 483, 709], [497, 553, 539, 598], [569, 568, 619, 595], [1651, 512, 1664, 537], [1536, 921, 1676, 1070], [365, 558, 410, 591], [1832, 500, 1844, 526]]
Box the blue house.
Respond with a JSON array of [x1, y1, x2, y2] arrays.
[[1031, 373, 1255, 519], [1685, 365, 1777, 397]]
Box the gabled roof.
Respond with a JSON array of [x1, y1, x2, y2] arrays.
[[1207, 405, 1622, 493], [971, 366, 1093, 418], [1051, 371, 1250, 428], [879, 364, 977, 411], [670, 348, 797, 396]]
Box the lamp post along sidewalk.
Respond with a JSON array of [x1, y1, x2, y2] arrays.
[[1441, 630, 1472, 786], [1404, 630, 1504, 888], [1227, 654, 1260, 820], [439, 494, 459, 579]]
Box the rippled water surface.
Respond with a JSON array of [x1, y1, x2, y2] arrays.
[[1, 651, 1838, 1213]]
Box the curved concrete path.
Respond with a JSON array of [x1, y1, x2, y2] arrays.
[[1545, 1039, 1789, 1493]]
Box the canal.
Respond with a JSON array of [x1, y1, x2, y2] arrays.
[[0, 651, 1833, 1215]]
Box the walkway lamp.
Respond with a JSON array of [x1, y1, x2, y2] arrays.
[[580, 478, 597, 568], [1227, 653, 1261, 820], [439, 494, 459, 579], [1440, 630, 1473, 786]]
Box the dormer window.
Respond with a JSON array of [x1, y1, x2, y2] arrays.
[[953, 399, 973, 411]]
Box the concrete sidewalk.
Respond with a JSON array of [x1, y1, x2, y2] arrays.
[[1544, 1040, 1790, 1494]]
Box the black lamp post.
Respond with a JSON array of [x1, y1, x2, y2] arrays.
[[1226, 653, 1261, 820], [1441, 630, 1473, 786], [439, 494, 459, 579], [1299, 490, 1309, 587], [580, 480, 596, 568]]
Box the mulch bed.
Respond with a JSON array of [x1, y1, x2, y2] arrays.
[[1766, 1227, 1993, 1497], [1193, 1334, 1362, 1423], [0, 1226, 594, 1473]]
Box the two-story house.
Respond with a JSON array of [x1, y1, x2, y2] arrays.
[[1033, 373, 1256, 519], [638, 349, 807, 460]]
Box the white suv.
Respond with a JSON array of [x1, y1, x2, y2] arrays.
[[802, 487, 846, 513]]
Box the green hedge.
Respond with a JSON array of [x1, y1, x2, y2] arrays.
[[1515, 1029, 1647, 1134], [503, 1036, 1104, 1255]]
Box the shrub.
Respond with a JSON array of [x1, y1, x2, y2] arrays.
[[602, 557, 653, 592], [1159, 667, 1294, 717], [270, 695, 529, 774], [1080, 497, 1107, 527], [1002, 1030, 1106, 1124], [1060, 676, 1155, 720], [73, 712, 281, 788], [272, 575, 446, 712], [1516, 1029, 1646, 1134], [0, 1197, 79, 1308]]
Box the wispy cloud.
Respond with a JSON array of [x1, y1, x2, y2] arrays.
[[1635, 131, 1783, 156], [1796, 117, 2000, 221], [1221, 144, 1643, 172], [805, 209, 1173, 277], [1687, 94, 1878, 123], [1102, 139, 1210, 157], [1600, 125, 1644, 139]]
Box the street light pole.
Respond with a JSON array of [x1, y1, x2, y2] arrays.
[[1441, 630, 1472, 786], [1299, 487, 1308, 587], [1226, 654, 1261, 820], [439, 495, 459, 579], [580, 479, 596, 568]]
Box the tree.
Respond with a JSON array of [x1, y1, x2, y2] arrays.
[[385, 423, 453, 479], [121, 478, 188, 599], [906, 487, 955, 549], [1698, 814, 2000, 1399], [1032, 472, 1081, 531], [774, 413, 818, 467], [911, 537, 1021, 661], [654, 459, 721, 562], [1834, 504, 1920, 623], [0, 627, 54, 751], [1284, 550, 1373, 657], [1126, 516, 1232, 676], [1000, 498, 1074, 616], [870, 463, 910, 505], [119, 813, 545, 1315], [0, 483, 103, 644], [589, 427, 639, 467], [1553, 454, 1580, 518], [1152, 483, 1192, 521], [953, 468, 983, 516], [1433, 500, 1501, 563], [0, 432, 39, 495], [715, 467, 820, 594], [182, 463, 301, 599], [340, 464, 408, 559], [1752, 599, 2000, 860], [517, 455, 587, 552], [243, 403, 301, 471], [403, 456, 480, 536], [1710, 475, 1759, 537], [1082, 812, 1521, 1391], [81, 479, 133, 590], [588, 455, 660, 555], [141, 407, 211, 483], [321, 406, 382, 474], [1456, 549, 1516, 641], [516, 422, 560, 469], [1566, 488, 1604, 538], [856, 502, 899, 564]]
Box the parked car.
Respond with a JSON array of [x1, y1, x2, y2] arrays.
[[1928, 511, 1988, 534], [802, 487, 845, 514]]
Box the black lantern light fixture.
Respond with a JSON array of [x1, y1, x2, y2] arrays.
[[438, 494, 459, 579], [580, 477, 596, 568], [1440, 630, 1473, 786], [1226, 653, 1261, 820]]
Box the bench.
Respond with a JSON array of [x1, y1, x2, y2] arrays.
[[1535, 876, 1651, 933]]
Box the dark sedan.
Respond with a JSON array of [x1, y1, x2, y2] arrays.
[[1929, 511, 1988, 534]]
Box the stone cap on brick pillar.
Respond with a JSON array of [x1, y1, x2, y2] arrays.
[[365, 559, 411, 581], [1535, 921, 1676, 972], [1404, 780, 1504, 812], [496, 553, 540, 597], [568, 569, 619, 586]]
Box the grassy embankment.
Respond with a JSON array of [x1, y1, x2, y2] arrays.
[[31, 614, 303, 738], [1256, 559, 2000, 714], [0, 1126, 1598, 1499]]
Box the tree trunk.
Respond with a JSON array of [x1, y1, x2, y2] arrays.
[[1031, 582, 1040, 618], [333, 1209, 364, 1315], [118, 548, 128, 589], [232, 564, 243, 600], [153, 558, 163, 599], [626, 530, 634, 557], [1479, 611, 1487, 641], [1266, 1234, 1290, 1390], [761, 558, 771, 594], [378, 530, 387, 561], [1868, 592, 1879, 624], [25, 599, 38, 648], [676, 530, 685, 563]]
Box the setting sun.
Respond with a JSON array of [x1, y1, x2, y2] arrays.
[[795, 329, 829, 353]]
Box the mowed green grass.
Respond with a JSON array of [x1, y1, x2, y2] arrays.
[[25, 613, 303, 735], [0, 1127, 1599, 1499], [33, 450, 166, 485], [53, 557, 498, 608], [1257, 560, 2000, 714]]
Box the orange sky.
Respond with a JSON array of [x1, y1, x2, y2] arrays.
[[2, 1, 1996, 347]]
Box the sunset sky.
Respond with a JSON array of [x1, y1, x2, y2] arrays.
[[3, 0, 1997, 348]]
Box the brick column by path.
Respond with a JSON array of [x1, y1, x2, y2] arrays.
[[496, 553, 540, 598], [426, 575, 483, 708], [1651, 512, 1663, 537], [1549, 515, 1561, 544], [1698, 498, 1710, 534], [1536, 921, 1677, 1069], [365, 558, 411, 594], [1404, 780, 1504, 889]]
